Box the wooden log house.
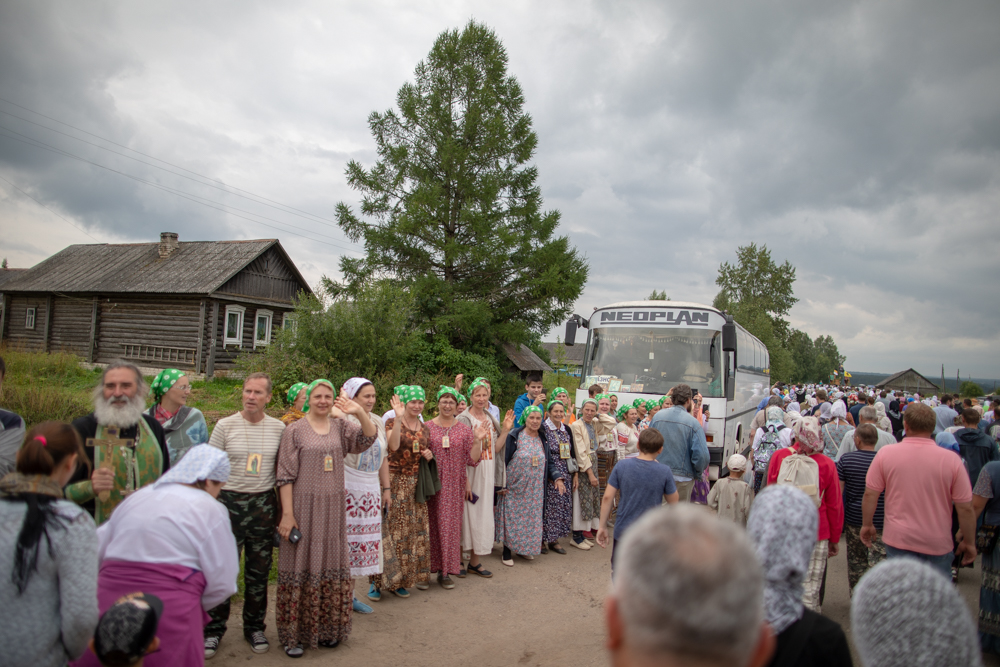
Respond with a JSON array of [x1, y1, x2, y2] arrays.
[[0, 233, 312, 377]]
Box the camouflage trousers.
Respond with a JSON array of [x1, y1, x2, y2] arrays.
[[206, 490, 277, 639], [845, 523, 886, 593]]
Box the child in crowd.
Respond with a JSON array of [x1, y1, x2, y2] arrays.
[[706, 454, 753, 526], [513, 373, 545, 421], [596, 429, 679, 573]]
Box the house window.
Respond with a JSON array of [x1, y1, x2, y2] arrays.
[[224, 305, 245, 346], [282, 312, 297, 333], [254, 310, 273, 348], [25, 307, 36, 330]]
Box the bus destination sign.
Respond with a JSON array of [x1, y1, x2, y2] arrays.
[[598, 308, 720, 327]]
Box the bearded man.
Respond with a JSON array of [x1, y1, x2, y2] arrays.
[[67, 361, 170, 524]]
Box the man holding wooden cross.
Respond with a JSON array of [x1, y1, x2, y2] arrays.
[[66, 360, 170, 525]]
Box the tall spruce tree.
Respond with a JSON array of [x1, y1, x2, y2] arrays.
[[335, 21, 587, 353]]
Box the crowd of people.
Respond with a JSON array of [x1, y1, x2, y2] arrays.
[[1, 352, 999, 666]]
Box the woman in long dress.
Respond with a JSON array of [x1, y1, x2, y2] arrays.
[[457, 379, 514, 577], [371, 386, 432, 598], [495, 406, 567, 567], [275, 380, 377, 657], [341, 377, 388, 614], [426, 387, 484, 588], [79, 444, 238, 667], [542, 400, 576, 555]]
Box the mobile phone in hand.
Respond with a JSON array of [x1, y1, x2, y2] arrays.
[[469, 492, 479, 504]]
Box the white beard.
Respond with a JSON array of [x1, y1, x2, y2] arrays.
[[93, 392, 146, 429]]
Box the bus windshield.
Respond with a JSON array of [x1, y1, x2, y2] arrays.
[[584, 327, 723, 397]]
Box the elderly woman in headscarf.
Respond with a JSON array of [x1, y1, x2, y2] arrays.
[[146, 368, 208, 465], [371, 386, 432, 600], [750, 406, 792, 494], [495, 406, 566, 566], [821, 401, 852, 459], [748, 486, 852, 666], [765, 417, 844, 614], [281, 382, 308, 425], [542, 399, 577, 555], [568, 398, 604, 550], [457, 379, 514, 577], [874, 401, 892, 433], [274, 380, 377, 657], [613, 404, 640, 454], [78, 444, 238, 667], [551, 387, 576, 425], [340, 377, 389, 614]]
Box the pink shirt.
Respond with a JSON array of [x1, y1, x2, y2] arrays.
[[866, 437, 972, 555]]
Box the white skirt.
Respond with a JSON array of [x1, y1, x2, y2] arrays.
[[461, 456, 496, 555], [345, 466, 382, 577]]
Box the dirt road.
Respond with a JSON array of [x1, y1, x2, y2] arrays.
[[211, 534, 997, 666]]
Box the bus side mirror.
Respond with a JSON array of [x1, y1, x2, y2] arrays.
[[565, 319, 577, 346], [722, 319, 736, 352]]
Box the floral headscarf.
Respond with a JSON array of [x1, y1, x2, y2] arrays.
[[285, 382, 308, 406], [303, 379, 334, 413], [468, 378, 490, 397], [617, 405, 633, 421], [437, 386, 462, 404], [342, 377, 372, 400], [399, 385, 426, 404], [519, 405, 543, 427], [151, 368, 185, 403], [765, 406, 784, 429], [552, 387, 569, 401], [793, 416, 823, 454]]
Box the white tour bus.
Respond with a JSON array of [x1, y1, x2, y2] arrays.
[[564, 301, 771, 479]]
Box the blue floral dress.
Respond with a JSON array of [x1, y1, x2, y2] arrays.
[[495, 430, 546, 555]]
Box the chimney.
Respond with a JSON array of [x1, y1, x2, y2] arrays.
[[159, 232, 179, 259]]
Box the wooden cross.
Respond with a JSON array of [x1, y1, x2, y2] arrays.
[[85, 426, 134, 502]]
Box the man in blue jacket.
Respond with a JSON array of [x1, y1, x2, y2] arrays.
[[651, 384, 709, 502]]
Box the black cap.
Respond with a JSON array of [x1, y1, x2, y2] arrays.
[[93, 592, 163, 666]]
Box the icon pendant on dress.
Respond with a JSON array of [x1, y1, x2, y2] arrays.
[[442, 435, 450, 449], [531, 455, 539, 467], [324, 455, 333, 472], [413, 441, 420, 453]]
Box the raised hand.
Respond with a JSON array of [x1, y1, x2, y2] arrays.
[[455, 374, 464, 391], [474, 423, 489, 442], [390, 394, 405, 415], [502, 410, 515, 431], [333, 394, 361, 416]]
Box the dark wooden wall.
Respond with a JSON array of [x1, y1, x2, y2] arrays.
[[3, 295, 49, 351], [215, 247, 303, 303], [96, 297, 202, 367], [50, 297, 93, 357], [205, 300, 289, 373]]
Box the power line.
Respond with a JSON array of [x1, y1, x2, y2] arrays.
[[0, 173, 103, 242], [0, 127, 362, 252], [0, 95, 358, 236]]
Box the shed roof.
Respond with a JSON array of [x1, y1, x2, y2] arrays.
[[540, 342, 585, 365], [875, 368, 940, 391], [0, 269, 27, 288], [502, 343, 552, 373], [1, 239, 311, 296]]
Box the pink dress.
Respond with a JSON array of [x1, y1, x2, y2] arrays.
[[426, 421, 477, 576]]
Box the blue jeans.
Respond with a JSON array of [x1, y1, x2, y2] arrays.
[[884, 544, 954, 580]]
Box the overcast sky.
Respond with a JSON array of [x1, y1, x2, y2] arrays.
[[1, 1, 998, 377]]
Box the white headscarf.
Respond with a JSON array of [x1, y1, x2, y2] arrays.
[[343, 377, 373, 400], [747, 486, 818, 634], [155, 444, 230, 486], [830, 400, 847, 421]]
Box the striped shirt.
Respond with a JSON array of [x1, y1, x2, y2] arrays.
[[837, 450, 884, 529], [209, 413, 285, 494]]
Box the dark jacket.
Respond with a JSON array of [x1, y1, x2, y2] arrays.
[[415, 456, 442, 504], [503, 426, 565, 508], [956, 427, 1000, 487]]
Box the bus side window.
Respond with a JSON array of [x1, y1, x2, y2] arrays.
[[737, 330, 748, 370], [755, 340, 763, 373], [762, 345, 769, 373]]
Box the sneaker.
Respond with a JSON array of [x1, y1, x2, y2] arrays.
[[391, 588, 410, 598], [284, 644, 304, 658], [571, 539, 592, 551], [246, 631, 269, 654], [353, 596, 374, 614], [367, 583, 381, 601], [415, 580, 430, 591], [205, 636, 220, 660], [438, 574, 456, 589]]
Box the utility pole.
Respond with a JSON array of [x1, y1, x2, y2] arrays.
[[942, 364, 945, 393]]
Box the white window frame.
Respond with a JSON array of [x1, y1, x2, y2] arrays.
[[223, 305, 246, 346], [25, 306, 36, 330], [254, 309, 273, 348], [282, 311, 298, 333]]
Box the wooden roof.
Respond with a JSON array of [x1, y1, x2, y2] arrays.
[[502, 342, 552, 372], [0, 269, 27, 288], [1, 239, 311, 297], [540, 342, 585, 365], [875, 368, 940, 391]]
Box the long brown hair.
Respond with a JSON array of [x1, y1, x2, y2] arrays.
[[17, 421, 90, 477]]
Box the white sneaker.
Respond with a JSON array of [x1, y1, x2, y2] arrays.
[[571, 540, 592, 550], [205, 637, 220, 660]]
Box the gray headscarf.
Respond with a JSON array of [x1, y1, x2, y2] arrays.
[[852, 558, 981, 667], [818, 402, 832, 424], [746, 485, 818, 634]]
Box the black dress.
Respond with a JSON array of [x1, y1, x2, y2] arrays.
[[767, 609, 853, 667]]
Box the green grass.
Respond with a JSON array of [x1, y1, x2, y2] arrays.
[[0, 346, 285, 431]]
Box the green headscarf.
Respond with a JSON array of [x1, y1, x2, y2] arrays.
[[399, 385, 426, 404], [468, 378, 490, 397], [633, 398, 645, 409], [393, 385, 407, 398], [617, 405, 634, 421], [581, 398, 598, 410], [659, 395, 670, 405], [518, 405, 543, 427], [552, 387, 569, 400], [150, 368, 185, 403], [645, 399, 660, 410], [437, 386, 462, 404], [286, 382, 308, 406], [596, 393, 611, 401], [303, 379, 334, 413], [547, 399, 566, 413]]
